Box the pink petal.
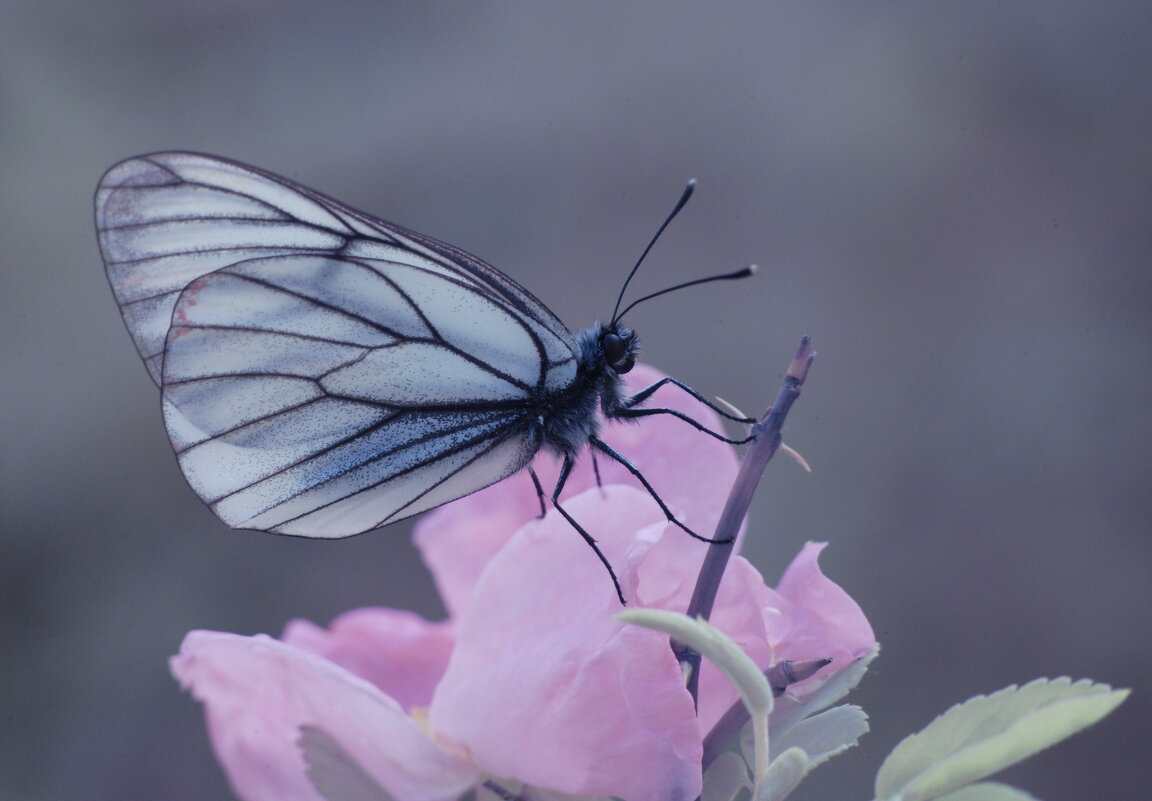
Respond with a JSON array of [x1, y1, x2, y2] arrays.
[[630, 539, 875, 735], [410, 468, 544, 619], [172, 631, 476, 801], [693, 556, 783, 733], [773, 541, 876, 668], [697, 545, 874, 730], [429, 486, 703, 801], [414, 362, 740, 617], [282, 608, 456, 711]]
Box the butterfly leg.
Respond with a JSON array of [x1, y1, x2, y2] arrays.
[[610, 406, 754, 445], [624, 377, 756, 423], [528, 468, 548, 518], [612, 378, 756, 445], [589, 435, 735, 546], [551, 452, 626, 605]]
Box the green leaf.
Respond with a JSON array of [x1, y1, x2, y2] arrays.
[[875, 677, 1128, 801], [736, 704, 867, 800], [932, 782, 1039, 801], [770, 704, 869, 768], [754, 747, 809, 801], [770, 644, 878, 739]]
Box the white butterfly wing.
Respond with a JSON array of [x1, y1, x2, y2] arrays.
[[96, 152, 579, 536]]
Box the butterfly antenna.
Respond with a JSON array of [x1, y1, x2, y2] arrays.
[[610, 179, 697, 326], [615, 264, 758, 323]]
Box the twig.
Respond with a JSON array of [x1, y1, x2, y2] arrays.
[[675, 336, 815, 705]]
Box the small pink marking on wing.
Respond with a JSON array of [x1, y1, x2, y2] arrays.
[[173, 276, 207, 328]]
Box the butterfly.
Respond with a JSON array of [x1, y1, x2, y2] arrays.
[[95, 152, 755, 602]]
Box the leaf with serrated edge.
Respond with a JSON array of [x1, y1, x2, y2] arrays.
[[875, 678, 1128, 801], [770, 704, 868, 769], [770, 645, 878, 739]]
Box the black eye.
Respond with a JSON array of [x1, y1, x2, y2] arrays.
[[601, 331, 635, 373], [602, 332, 626, 365]]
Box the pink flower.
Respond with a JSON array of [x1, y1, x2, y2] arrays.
[[171, 364, 875, 801]]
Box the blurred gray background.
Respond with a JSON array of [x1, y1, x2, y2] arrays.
[[2, 2, 1149, 800]]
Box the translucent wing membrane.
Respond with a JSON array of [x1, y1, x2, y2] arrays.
[[96, 152, 577, 536], [96, 152, 576, 385]]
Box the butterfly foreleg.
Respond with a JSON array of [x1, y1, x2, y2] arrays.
[[550, 453, 626, 605], [609, 405, 754, 445], [623, 377, 755, 423], [588, 435, 735, 546]]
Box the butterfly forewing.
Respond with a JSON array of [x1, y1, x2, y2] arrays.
[[97, 152, 577, 537], [96, 153, 578, 383]]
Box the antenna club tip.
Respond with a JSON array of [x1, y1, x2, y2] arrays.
[[747, 264, 759, 275]]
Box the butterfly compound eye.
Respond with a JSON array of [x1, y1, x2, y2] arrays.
[[601, 331, 635, 374]]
